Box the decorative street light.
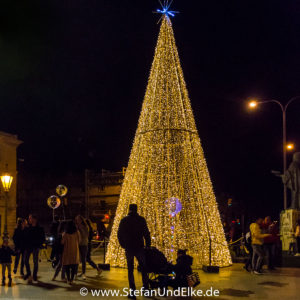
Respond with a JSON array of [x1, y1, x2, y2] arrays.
[[1, 168, 13, 241], [248, 96, 300, 210]]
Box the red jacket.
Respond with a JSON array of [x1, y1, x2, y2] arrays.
[[262, 222, 279, 244]]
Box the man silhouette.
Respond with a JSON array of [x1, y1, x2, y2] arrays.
[[118, 204, 151, 299]]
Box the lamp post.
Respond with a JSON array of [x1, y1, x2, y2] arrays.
[[1, 170, 13, 241], [248, 96, 300, 210]]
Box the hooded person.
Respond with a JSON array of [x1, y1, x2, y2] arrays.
[[118, 204, 151, 299], [282, 152, 300, 209]]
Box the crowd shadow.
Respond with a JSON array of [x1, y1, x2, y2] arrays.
[[0, 286, 13, 298], [266, 269, 300, 278], [34, 280, 62, 290], [220, 288, 255, 297], [257, 281, 289, 288]]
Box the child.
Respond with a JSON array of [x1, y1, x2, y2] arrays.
[[0, 240, 15, 286]]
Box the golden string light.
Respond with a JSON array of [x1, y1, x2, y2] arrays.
[[106, 15, 232, 268]]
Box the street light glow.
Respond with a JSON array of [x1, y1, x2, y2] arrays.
[[1, 173, 13, 192], [246, 95, 300, 210], [249, 100, 258, 108]]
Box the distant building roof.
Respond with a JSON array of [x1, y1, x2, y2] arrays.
[[0, 131, 23, 147]]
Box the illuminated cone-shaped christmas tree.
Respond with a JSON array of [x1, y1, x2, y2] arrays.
[[106, 15, 232, 267]]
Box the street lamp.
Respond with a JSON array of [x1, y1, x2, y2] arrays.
[[286, 143, 295, 151], [249, 101, 258, 108], [248, 96, 300, 210], [1, 170, 13, 241]]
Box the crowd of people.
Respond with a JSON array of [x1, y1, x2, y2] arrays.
[[244, 216, 280, 274], [0, 205, 195, 297], [0, 214, 102, 287], [3, 207, 298, 294]]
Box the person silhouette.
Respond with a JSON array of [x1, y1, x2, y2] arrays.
[[118, 204, 151, 299]]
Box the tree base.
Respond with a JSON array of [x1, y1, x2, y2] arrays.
[[98, 264, 110, 271], [202, 265, 219, 273]]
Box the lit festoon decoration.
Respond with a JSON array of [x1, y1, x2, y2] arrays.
[[106, 8, 232, 267]]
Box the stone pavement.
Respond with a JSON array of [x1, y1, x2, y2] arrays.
[[0, 255, 299, 300]]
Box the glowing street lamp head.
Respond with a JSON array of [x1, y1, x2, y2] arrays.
[[1, 173, 13, 192], [249, 100, 258, 108], [287, 143, 295, 151]]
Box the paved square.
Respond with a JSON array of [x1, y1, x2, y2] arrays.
[[1, 254, 299, 300]]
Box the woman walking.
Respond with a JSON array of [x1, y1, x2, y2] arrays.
[[75, 215, 89, 280], [52, 221, 66, 281], [61, 220, 80, 285], [86, 219, 102, 275]]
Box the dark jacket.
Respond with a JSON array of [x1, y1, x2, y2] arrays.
[[86, 220, 94, 242], [53, 234, 64, 257], [24, 225, 45, 250], [97, 221, 107, 239], [118, 212, 151, 252], [262, 222, 280, 244], [50, 221, 60, 237], [0, 246, 15, 264], [174, 254, 193, 287], [13, 227, 25, 250]]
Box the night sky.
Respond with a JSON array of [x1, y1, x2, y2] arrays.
[[1, 1, 300, 218]]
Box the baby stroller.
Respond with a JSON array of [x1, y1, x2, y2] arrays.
[[142, 247, 174, 290]]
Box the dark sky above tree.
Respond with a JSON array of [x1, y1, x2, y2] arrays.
[[1, 0, 300, 217]]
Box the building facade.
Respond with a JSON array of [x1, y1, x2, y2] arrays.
[[17, 169, 123, 231], [86, 169, 123, 220], [0, 131, 22, 239]]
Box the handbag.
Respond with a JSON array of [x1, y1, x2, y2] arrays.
[[187, 272, 200, 288]]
